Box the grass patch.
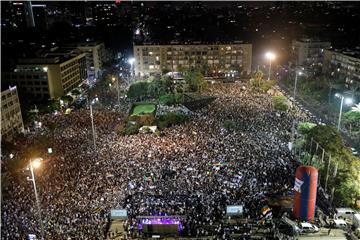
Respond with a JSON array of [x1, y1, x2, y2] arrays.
[[131, 104, 156, 116]]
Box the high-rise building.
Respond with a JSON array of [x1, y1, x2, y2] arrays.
[[1, 86, 24, 141], [92, 3, 119, 27], [2, 51, 87, 100], [133, 42, 252, 77], [32, 3, 48, 30], [291, 38, 331, 67], [1, 1, 35, 28]]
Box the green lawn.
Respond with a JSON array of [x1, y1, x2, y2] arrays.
[[131, 104, 156, 116]]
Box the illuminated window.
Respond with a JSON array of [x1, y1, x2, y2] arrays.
[[149, 65, 154, 69]]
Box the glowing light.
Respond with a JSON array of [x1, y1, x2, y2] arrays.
[[265, 52, 276, 60], [32, 159, 42, 168], [345, 98, 353, 105], [43, 67, 48, 72], [128, 58, 135, 65]]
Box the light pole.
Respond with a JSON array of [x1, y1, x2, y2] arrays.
[[88, 97, 99, 151], [335, 93, 353, 131], [290, 70, 303, 147], [128, 58, 135, 82], [265, 52, 276, 80], [293, 70, 302, 101], [112, 77, 120, 110], [28, 158, 45, 240]]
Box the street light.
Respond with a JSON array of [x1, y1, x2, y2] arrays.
[[112, 76, 120, 110], [128, 58, 135, 78], [88, 97, 99, 151], [293, 70, 302, 101], [290, 70, 303, 147], [265, 51, 276, 80], [335, 93, 353, 131], [28, 158, 45, 240]]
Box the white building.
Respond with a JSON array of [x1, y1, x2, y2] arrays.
[[134, 43, 252, 77], [1, 86, 24, 140], [77, 41, 105, 78], [323, 48, 360, 85], [291, 38, 331, 67]]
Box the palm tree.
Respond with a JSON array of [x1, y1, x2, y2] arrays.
[[351, 103, 360, 112], [348, 81, 360, 100]]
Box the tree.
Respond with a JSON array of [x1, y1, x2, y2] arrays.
[[127, 82, 150, 99], [184, 70, 207, 92], [300, 124, 360, 208], [306, 125, 344, 155], [344, 111, 360, 125], [298, 122, 317, 135], [60, 95, 74, 104], [272, 96, 289, 111]]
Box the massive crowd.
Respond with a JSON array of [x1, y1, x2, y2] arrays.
[[1, 82, 317, 239]]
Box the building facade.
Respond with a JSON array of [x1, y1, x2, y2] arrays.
[[133, 43, 252, 77], [77, 42, 105, 79], [323, 49, 360, 86], [291, 38, 331, 67], [1, 86, 24, 140], [2, 53, 86, 100]]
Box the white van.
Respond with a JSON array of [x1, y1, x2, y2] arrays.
[[336, 208, 357, 220], [353, 214, 360, 228], [333, 219, 347, 229], [299, 222, 319, 233]]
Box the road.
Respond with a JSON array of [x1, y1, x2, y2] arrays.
[[276, 81, 358, 150], [296, 228, 347, 240]]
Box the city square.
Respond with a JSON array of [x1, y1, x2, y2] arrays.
[[1, 1, 360, 239]]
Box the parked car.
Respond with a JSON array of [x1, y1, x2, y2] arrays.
[[333, 219, 347, 229], [299, 222, 319, 233], [336, 208, 358, 220]]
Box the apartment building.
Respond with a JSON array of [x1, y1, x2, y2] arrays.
[[133, 43, 252, 77], [2, 52, 86, 100], [291, 38, 331, 67], [1, 86, 24, 140], [77, 41, 105, 78], [323, 48, 360, 85]]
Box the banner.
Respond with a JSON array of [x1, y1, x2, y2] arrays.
[[294, 178, 303, 192]]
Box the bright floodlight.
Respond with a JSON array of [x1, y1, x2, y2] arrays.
[[128, 58, 135, 65], [32, 158, 42, 168], [345, 98, 353, 105], [298, 71, 302, 75], [265, 52, 276, 60], [112, 77, 115, 81]]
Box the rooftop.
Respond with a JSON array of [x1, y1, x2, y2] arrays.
[[136, 40, 249, 46], [331, 47, 360, 59]]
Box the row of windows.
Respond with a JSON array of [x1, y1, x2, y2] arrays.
[[63, 77, 82, 91], [137, 46, 244, 52], [2, 98, 19, 110], [1, 90, 17, 101], [1, 108, 21, 121], [62, 66, 79, 77], [62, 72, 80, 85], [5, 74, 47, 80], [60, 61, 78, 72]]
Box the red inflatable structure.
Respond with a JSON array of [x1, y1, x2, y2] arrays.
[[293, 166, 318, 221]]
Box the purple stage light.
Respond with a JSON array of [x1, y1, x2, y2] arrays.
[[138, 217, 183, 232]]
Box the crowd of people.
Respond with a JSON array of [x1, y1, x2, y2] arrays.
[[1, 82, 317, 239]]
